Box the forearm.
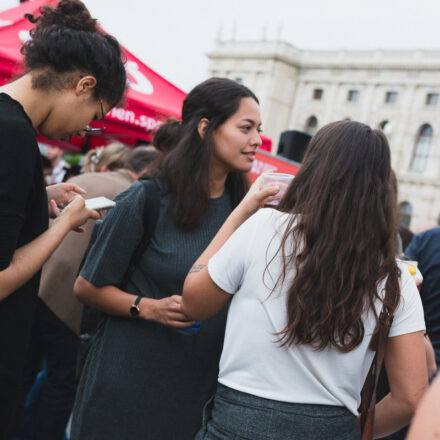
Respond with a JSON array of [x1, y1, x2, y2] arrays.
[[74, 276, 154, 319], [373, 393, 415, 438], [0, 219, 70, 300]]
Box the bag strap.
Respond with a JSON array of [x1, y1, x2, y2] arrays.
[[121, 177, 161, 287], [359, 305, 394, 439]]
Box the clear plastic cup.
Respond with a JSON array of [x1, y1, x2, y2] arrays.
[[262, 173, 294, 206]]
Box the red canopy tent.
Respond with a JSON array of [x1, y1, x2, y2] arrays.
[[0, 0, 277, 168], [0, 0, 185, 151]]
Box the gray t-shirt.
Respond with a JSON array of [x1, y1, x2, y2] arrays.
[[71, 179, 232, 440]]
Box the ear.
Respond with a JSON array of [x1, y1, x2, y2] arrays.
[[74, 75, 97, 96], [197, 118, 209, 139]]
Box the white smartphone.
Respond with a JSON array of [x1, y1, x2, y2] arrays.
[[85, 196, 116, 212]]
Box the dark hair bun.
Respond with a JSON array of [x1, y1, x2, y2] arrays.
[[153, 118, 182, 152], [21, 0, 126, 107], [26, 0, 97, 33]]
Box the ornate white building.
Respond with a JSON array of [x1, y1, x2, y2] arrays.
[[207, 39, 440, 230]]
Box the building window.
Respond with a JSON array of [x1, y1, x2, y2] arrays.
[[426, 93, 439, 106], [410, 124, 433, 172], [399, 201, 412, 228], [379, 120, 392, 141], [313, 88, 323, 100], [304, 116, 318, 136], [385, 91, 398, 104], [347, 90, 359, 103]]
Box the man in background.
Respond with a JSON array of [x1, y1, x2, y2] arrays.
[[45, 145, 69, 185], [406, 224, 440, 369]]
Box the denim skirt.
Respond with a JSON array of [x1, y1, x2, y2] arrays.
[[195, 383, 360, 440]]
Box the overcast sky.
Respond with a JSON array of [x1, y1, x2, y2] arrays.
[[2, 0, 440, 91]]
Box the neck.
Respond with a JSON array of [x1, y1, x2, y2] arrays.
[[0, 73, 54, 130], [126, 169, 139, 181], [51, 156, 62, 168], [209, 161, 228, 198]]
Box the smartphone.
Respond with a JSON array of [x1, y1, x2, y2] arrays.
[[85, 196, 116, 212]]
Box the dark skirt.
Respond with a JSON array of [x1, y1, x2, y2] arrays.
[[196, 383, 361, 440], [71, 310, 227, 440]]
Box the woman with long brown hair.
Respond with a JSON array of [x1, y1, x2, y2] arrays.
[[71, 78, 275, 439], [182, 120, 428, 439]]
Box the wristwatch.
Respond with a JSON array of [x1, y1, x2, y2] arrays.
[[130, 295, 142, 318]]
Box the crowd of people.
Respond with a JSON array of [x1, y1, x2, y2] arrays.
[[0, 0, 439, 439]]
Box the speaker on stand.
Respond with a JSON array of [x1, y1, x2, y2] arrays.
[[277, 130, 312, 163]]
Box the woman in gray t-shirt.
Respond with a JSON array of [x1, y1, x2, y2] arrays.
[[71, 78, 264, 440]]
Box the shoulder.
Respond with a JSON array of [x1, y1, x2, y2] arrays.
[[407, 227, 440, 254], [69, 171, 132, 194], [417, 227, 440, 242], [251, 208, 294, 229], [0, 117, 36, 151], [234, 209, 293, 244], [0, 97, 35, 138], [113, 180, 146, 203], [396, 260, 414, 286], [396, 260, 422, 309]]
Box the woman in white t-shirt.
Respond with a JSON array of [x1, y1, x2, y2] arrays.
[[182, 120, 428, 440]]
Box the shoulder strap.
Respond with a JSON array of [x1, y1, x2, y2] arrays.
[[359, 307, 394, 439], [121, 178, 161, 287]]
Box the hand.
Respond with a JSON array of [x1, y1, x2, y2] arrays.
[[52, 196, 101, 233], [142, 295, 195, 328], [47, 183, 86, 218], [237, 175, 280, 218]]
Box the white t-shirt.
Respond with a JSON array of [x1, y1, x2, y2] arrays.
[[208, 209, 425, 415]]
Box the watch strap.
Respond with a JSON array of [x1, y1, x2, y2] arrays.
[[130, 295, 142, 317]]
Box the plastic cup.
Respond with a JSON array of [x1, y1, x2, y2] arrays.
[[262, 173, 294, 206]]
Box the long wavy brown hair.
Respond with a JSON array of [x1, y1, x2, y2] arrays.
[[275, 120, 401, 352]]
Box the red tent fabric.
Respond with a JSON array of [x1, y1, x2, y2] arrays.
[[0, 0, 272, 152], [0, 0, 185, 150]]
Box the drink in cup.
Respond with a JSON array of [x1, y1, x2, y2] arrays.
[[262, 173, 294, 206]]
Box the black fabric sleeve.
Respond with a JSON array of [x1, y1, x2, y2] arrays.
[[79, 181, 147, 287], [0, 120, 35, 270]]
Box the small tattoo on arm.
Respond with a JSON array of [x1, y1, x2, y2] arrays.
[[189, 264, 206, 274]]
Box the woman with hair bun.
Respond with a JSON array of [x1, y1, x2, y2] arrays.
[[72, 77, 275, 439], [0, 0, 126, 435], [153, 117, 182, 153]]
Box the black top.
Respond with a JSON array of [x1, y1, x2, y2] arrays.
[[71, 181, 232, 440], [0, 93, 48, 431]]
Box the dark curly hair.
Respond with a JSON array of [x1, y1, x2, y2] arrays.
[[153, 78, 257, 230], [21, 0, 126, 107], [274, 120, 401, 352]]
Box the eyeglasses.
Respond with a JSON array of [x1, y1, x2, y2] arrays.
[[84, 100, 106, 133]]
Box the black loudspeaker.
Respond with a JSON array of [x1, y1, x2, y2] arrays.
[[277, 130, 311, 163]]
